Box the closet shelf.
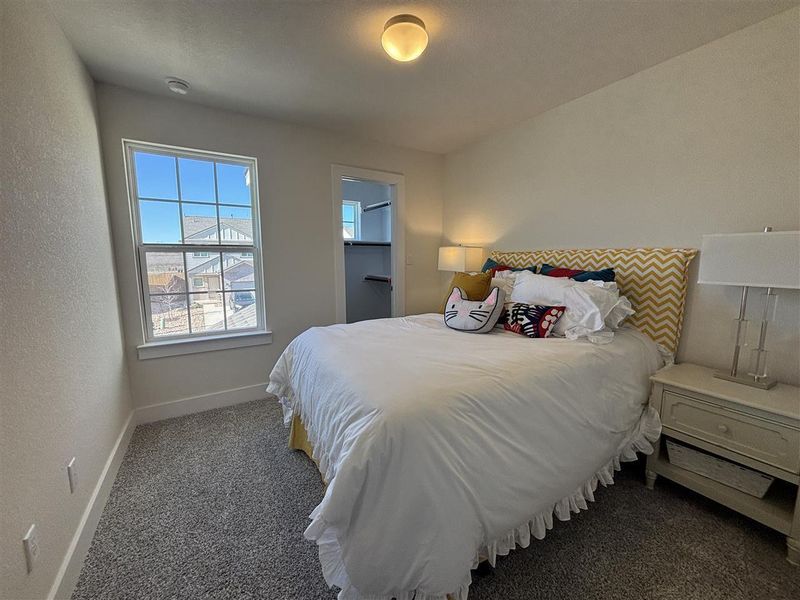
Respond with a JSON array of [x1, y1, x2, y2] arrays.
[[344, 240, 391, 247]]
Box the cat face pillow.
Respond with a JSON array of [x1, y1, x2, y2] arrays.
[[444, 287, 506, 333]]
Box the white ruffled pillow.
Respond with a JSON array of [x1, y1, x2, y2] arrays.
[[593, 281, 636, 329], [510, 272, 634, 338], [490, 272, 517, 299], [606, 295, 635, 329]]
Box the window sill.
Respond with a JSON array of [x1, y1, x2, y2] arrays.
[[137, 330, 272, 360]]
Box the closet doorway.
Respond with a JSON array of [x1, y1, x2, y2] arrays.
[[331, 165, 405, 324]]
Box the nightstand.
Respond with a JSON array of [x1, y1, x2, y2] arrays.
[[645, 363, 800, 564]]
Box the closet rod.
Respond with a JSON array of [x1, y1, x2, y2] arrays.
[[363, 200, 391, 213], [364, 275, 392, 284]]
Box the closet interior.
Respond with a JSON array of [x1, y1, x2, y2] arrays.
[[342, 178, 392, 323]]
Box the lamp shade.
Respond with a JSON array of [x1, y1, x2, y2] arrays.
[[438, 246, 484, 272], [698, 231, 800, 289]]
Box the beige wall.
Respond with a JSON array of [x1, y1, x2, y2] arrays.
[[95, 84, 444, 408], [0, 3, 133, 599], [443, 8, 800, 385]]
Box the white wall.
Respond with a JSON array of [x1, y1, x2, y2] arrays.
[[0, 2, 133, 598], [443, 8, 800, 385], [95, 84, 444, 408]]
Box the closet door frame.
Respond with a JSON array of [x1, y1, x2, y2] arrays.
[[331, 164, 406, 323]]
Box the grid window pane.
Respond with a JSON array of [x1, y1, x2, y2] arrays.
[[182, 203, 219, 244], [222, 252, 255, 290], [187, 252, 222, 292], [219, 206, 253, 244], [216, 163, 252, 205], [225, 292, 257, 330], [134, 152, 178, 200], [144, 252, 186, 295], [178, 158, 216, 203], [150, 294, 189, 337], [140, 200, 181, 244], [342, 201, 360, 240], [128, 142, 262, 342], [189, 293, 225, 333]]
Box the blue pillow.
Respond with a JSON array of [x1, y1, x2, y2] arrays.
[[480, 258, 497, 272], [540, 263, 615, 282], [481, 258, 537, 274]]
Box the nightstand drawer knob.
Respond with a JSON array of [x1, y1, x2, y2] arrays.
[[717, 424, 729, 434]]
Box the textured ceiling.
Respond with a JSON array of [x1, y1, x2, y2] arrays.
[[50, 0, 797, 153]]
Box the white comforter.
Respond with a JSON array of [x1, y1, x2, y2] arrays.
[[267, 313, 664, 600]]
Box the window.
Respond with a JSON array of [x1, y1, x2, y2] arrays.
[[342, 200, 361, 240], [124, 141, 265, 342]]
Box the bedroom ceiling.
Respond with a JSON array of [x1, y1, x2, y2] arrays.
[[50, 0, 797, 154]]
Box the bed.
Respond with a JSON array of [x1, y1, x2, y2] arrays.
[[267, 247, 696, 600]]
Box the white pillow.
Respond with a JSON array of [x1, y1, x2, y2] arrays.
[[494, 270, 519, 280], [510, 272, 631, 338], [606, 295, 635, 329], [588, 281, 635, 328], [490, 274, 516, 299], [510, 272, 573, 305]]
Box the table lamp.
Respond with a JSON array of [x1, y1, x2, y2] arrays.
[[698, 227, 800, 389], [438, 246, 484, 272]]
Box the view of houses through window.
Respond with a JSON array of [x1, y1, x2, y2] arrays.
[[125, 141, 264, 341]]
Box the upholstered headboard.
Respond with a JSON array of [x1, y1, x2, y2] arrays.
[[490, 248, 697, 354]]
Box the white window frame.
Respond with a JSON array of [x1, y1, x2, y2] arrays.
[[342, 199, 361, 240], [123, 140, 269, 356]]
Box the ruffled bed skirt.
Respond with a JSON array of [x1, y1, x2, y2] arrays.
[[268, 381, 662, 600]]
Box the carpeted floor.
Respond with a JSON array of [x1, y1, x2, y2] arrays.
[[73, 400, 799, 600]]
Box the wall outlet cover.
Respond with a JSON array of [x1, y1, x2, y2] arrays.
[[23, 524, 40, 574], [67, 457, 77, 494]]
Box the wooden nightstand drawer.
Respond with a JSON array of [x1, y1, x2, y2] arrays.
[[661, 390, 800, 474]]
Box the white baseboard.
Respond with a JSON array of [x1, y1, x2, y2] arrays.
[[135, 382, 269, 424], [48, 411, 136, 600]]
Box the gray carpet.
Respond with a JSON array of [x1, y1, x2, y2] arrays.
[[73, 400, 799, 600]]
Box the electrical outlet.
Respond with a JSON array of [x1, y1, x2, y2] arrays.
[[23, 524, 40, 574], [67, 457, 77, 494]]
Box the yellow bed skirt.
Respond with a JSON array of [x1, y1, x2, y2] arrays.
[[289, 413, 325, 479], [288, 412, 313, 455]]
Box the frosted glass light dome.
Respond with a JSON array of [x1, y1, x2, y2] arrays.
[[381, 15, 428, 62]]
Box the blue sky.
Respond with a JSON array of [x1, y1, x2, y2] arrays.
[[134, 151, 252, 243]]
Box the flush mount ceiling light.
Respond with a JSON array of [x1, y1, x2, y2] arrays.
[[381, 14, 428, 62], [165, 77, 190, 95]]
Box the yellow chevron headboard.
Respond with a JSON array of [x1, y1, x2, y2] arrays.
[[490, 248, 697, 354]]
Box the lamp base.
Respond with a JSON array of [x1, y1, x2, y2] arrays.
[[713, 371, 777, 390]]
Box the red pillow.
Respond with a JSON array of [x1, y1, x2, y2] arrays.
[[541, 267, 583, 278], [540, 264, 615, 282]]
